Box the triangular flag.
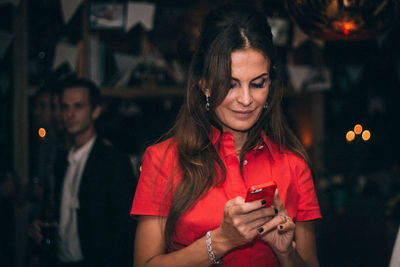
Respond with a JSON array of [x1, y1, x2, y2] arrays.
[[53, 42, 78, 71], [292, 26, 309, 49], [60, 0, 84, 24], [345, 65, 363, 84], [125, 2, 155, 32], [114, 52, 138, 73], [292, 25, 325, 49], [287, 65, 311, 92]]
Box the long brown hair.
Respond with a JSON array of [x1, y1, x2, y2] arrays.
[[160, 3, 309, 250]]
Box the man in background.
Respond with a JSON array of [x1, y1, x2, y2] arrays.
[[30, 78, 136, 267]]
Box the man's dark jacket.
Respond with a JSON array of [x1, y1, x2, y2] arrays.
[[54, 137, 136, 267]]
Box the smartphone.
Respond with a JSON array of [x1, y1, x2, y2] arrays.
[[245, 181, 277, 207]]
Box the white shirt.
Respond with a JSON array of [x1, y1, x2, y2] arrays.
[[58, 136, 96, 263], [390, 225, 400, 267]]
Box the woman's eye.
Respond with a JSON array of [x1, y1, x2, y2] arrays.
[[230, 82, 238, 89], [251, 78, 267, 88]]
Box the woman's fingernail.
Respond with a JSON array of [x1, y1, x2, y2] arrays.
[[258, 227, 264, 233], [274, 208, 278, 215], [261, 199, 266, 206], [279, 225, 283, 230]]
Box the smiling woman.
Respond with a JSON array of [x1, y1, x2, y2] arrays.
[[131, 3, 321, 267], [212, 49, 271, 147]]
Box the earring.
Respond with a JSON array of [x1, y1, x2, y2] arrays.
[[205, 94, 210, 111], [263, 101, 269, 109]]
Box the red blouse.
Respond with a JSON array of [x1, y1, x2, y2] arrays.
[[131, 127, 321, 266]]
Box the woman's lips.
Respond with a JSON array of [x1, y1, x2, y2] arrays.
[[232, 109, 254, 119]]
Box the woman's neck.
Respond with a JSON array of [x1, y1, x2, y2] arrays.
[[232, 131, 248, 158]]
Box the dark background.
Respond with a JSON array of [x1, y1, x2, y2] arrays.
[[1, 0, 399, 266]]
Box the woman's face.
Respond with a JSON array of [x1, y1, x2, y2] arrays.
[[213, 48, 270, 136]]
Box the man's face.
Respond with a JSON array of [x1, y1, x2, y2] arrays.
[[61, 87, 100, 138]]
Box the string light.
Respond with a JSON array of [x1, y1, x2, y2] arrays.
[[38, 128, 46, 138], [362, 130, 371, 141], [354, 124, 363, 135], [346, 124, 372, 142], [346, 130, 355, 142]]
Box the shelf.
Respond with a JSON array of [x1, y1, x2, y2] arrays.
[[101, 86, 185, 98]]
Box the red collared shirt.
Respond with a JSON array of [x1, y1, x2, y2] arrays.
[[131, 128, 321, 266]]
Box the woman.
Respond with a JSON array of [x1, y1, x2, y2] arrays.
[[131, 3, 321, 266]]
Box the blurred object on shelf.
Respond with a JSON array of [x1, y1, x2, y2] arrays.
[[89, 2, 125, 30], [267, 17, 290, 46], [286, 0, 400, 40]]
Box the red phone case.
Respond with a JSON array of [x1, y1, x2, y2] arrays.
[[245, 181, 277, 206]]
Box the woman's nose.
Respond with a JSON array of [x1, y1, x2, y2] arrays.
[[237, 87, 252, 106]]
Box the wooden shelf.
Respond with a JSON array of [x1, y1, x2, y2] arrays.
[[101, 86, 185, 98]]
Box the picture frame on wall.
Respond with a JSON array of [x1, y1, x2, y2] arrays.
[[89, 3, 125, 30]]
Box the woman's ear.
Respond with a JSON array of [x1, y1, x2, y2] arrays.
[[199, 79, 210, 96]]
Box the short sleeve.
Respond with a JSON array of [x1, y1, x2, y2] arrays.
[[293, 158, 322, 221], [130, 141, 176, 217]]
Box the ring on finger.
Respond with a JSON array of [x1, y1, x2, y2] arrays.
[[279, 214, 290, 223]]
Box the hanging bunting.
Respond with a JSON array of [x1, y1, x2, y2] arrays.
[[60, 0, 84, 24], [125, 2, 155, 32], [345, 65, 364, 84], [305, 67, 332, 91], [53, 42, 78, 71], [287, 65, 311, 92], [292, 25, 324, 49]]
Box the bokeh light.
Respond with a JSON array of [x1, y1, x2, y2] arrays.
[[346, 130, 355, 142], [362, 130, 371, 141], [354, 124, 363, 135], [38, 128, 46, 138]]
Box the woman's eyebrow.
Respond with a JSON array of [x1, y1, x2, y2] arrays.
[[231, 72, 269, 82]]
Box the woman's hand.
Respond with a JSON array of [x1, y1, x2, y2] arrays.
[[212, 196, 277, 253], [258, 190, 295, 256]]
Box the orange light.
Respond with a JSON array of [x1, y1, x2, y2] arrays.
[[343, 22, 357, 32], [333, 21, 358, 35], [38, 128, 46, 138], [301, 131, 313, 148], [346, 130, 355, 142], [362, 130, 371, 141], [354, 124, 363, 135]]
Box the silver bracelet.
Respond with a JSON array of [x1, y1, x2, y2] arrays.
[[206, 231, 223, 265]]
